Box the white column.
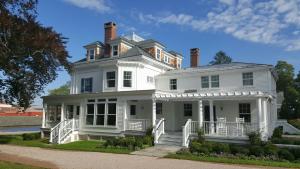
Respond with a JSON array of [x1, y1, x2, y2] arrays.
[[198, 100, 203, 128], [209, 100, 214, 133], [123, 100, 128, 131], [262, 98, 268, 136], [152, 99, 156, 127], [80, 102, 84, 129], [257, 98, 262, 132], [42, 103, 47, 128], [61, 102, 65, 122]]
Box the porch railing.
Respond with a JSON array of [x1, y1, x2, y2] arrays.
[[154, 118, 165, 143], [126, 119, 150, 131], [50, 118, 79, 144], [49, 120, 67, 143], [182, 119, 192, 147]]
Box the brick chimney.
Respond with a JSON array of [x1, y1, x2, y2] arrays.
[[104, 22, 116, 56], [190, 48, 199, 67]]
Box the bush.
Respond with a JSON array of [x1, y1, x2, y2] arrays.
[[249, 145, 265, 157], [278, 149, 295, 161], [248, 132, 262, 145], [272, 127, 283, 139], [197, 128, 205, 143], [289, 148, 300, 159], [263, 143, 278, 156], [212, 142, 230, 154], [189, 141, 209, 154], [229, 144, 249, 155], [22, 133, 40, 141], [145, 127, 153, 136], [143, 136, 153, 146]]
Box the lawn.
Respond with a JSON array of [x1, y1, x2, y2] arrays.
[[0, 135, 133, 154], [0, 161, 44, 169], [166, 153, 300, 168]]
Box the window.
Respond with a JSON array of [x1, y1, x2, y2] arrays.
[[86, 104, 94, 125], [147, 76, 154, 83], [164, 54, 168, 63], [81, 78, 93, 93], [239, 103, 251, 122], [106, 71, 115, 88], [130, 105, 136, 115], [243, 72, 253, 86], [156, 102, 162, 114], [107, 103, 116, 126], [201, 76, 209, 88], [184, 104, 193, 116], [66, 105, 74, 119], [156, 48, 161, 60], [123, 71, 132, 87], [76, 106, 80, 116], [112, 45, 118, 56], [211, 75, 219, 88], [89, 49, 95, 60], [95, 103, 105, 125], [170, 79, 177, 90]]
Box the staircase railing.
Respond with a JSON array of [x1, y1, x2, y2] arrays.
[[49, 120, 67, 143], [182, 119, 192, 147], [50, 118, 79, 144], [154, 118, 165, 143]]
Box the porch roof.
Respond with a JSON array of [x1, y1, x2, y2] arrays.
[[154, 90, 274, 100]]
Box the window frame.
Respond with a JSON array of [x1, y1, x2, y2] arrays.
[[81, 77, 93, 93], [211, 75, 219, 88], [147, 76, 154, 83], [156, 48, 161, 60], [112, 45, 118, 56], [201, 76, 209, 88], [130, 105, 136, 116], [123, 71, 132, 87], [242, 72, 253, 86], [169, 79, 177, 90], [89, 49, 95, 60], [239, 103, 251, 122], [184, 103, 193, 117], [106, 71, 116, 88], [156, 102, 162, 115]]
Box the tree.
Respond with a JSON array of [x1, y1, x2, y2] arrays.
[[0, 0, 70, 109], [210, 51, 232, 65], [275, 61, 295, 92], [48, 82, 70, 95]]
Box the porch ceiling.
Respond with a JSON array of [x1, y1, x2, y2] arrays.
[[154, 90, 274, 100]]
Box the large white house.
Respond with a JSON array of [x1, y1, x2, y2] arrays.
[[42, 22, 290, 146]]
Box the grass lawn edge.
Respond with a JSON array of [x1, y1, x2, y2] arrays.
[[165, 153, 300, 168]]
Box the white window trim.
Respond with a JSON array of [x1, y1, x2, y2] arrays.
[[170, 79, 177, 90], [242, 72, 254, 86], [210, 75, 219, 88], [123, 71, 132, 87], [89, 49, 95, 61], [105, 71, 116, 89], [201, 76, 209, 89], [112, 45, 119, 57], [156, 48, 161, 60]]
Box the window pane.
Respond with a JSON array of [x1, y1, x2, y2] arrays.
[[107, 115, 116, 125], [211, 75, 219, 88], [156, 103, 162, 114], [184, 104, 193, 116], [86, 115, 94, 125], [107, 71, 115, 87], [170, 79, 177, 90], [201, 76, 209, 88], [239, 103, 251, 122], [97, 104, 105, 115], [87, 104, 94, 115], [123, 71, 132, 87], [108, 103, 116, 115], [130, 105, 136, 115], [96, 115, 105, 125], [243, 72, 253, 86]]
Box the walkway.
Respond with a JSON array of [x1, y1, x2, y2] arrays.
[[0, 145, 282, 169]]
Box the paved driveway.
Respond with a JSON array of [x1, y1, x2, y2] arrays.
[[0, 145, 282, 169]]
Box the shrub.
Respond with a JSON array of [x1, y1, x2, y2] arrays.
[[278, 149, 295, 161], [189, 141, 209, 154], [290, 148, 300, 159], [145, 127, 153, 136], [143, 136, 153, 146], [229, 144, 249, 155], [212, 142, 230, 154], [272, 127, 283, 139], [247, 132, 262, 145], [176, 148, 190, 155], [22, 133, 40, 141], [197, 128, 205, 143], [249, 145, 265, 157], [135, 137, 143, 148], [263, 143, 278, 156]]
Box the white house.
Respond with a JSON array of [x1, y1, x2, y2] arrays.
[[41, 22, 285, 146]]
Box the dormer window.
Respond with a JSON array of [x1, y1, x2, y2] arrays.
[[89, 49, 95, 60], [112, 45, 118, 56], [156, 48, 161, 60], [163, 54, 168, 63]]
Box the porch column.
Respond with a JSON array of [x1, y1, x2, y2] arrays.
[[198, 100, 203, 128], [209, 100, 214, 133], [152, 99, 156, 127], [42, 103, 47, 128], [61, 102, 65, 122], [262, 98, 268, 137], [257, 98, 262, 132]]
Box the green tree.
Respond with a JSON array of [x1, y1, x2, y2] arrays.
[[275, 61, 295, 92], [0, 0, 70, 108], [210, 51, 232, 65], [48, 82, 70, 96]]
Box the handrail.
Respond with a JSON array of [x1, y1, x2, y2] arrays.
[[154, 118, 165, 143], [50, 118, 78, 144], [50, 120, 67, 143], [182, 119, 192, 147]]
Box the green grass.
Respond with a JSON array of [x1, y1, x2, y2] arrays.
[[0, 135, 132, 154], [166, 153, 300, 168], [0, 161, 44, 169]]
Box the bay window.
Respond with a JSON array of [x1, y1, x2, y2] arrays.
[[123, 71, 132, 87]]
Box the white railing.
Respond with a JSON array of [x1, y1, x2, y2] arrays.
[[182, 119, 192, 147], [154, 118, 165, 143], [50, 118, 79, 144], [126, 119, 150, 131], [202, 121, 259, 137]]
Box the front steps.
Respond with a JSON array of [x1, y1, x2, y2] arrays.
[[157, 132, 183, 147]]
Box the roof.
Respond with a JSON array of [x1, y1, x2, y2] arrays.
[[83, 41, 104, 48]]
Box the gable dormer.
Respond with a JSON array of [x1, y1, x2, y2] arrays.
[[84, 41, 104, 62]]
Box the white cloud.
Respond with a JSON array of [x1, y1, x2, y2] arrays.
[[138, 0, 300, 51], [63, 0, 110, 13]]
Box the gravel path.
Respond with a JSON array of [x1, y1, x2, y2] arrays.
[[0, 145, 282, 169]]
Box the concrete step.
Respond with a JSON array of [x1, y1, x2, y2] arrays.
[[161, 134, 182, 139], [156, 140, 182, 147], [159, 137, 182, 144], [157, 133, 183, 146]]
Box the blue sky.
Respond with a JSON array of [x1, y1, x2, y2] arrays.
[[34, 0, 300, 105]]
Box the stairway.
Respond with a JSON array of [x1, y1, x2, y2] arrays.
[[157, 132, 183, 147]]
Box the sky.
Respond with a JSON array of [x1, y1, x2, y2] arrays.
[[34, 0, 300, 105]]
